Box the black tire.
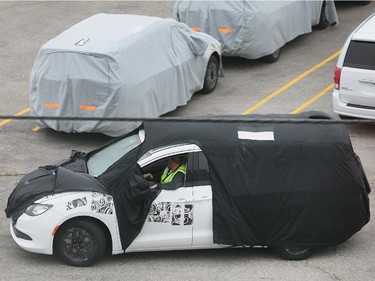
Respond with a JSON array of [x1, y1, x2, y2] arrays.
[[201, 55, 219, 94], [339, 114, 356, 120], [262, 48, 281, 63], [55, 219, 106, 267], [307, 113, 332, 120], [356, 1, 370, 5], [315, 1, 329, 30], [274, 247, 312, 261]]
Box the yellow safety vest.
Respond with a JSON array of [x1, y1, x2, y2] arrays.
[[160, 164, 186, 183]]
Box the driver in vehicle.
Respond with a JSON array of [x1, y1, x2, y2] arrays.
[[143, 156, 186, 190]]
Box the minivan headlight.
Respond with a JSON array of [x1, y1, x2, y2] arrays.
[[25, 204, 53, 216]]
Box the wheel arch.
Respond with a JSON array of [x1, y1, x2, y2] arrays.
[[53, 216, 113, 256], [211, 51, 221, 62], [212, 51, 224, 77]]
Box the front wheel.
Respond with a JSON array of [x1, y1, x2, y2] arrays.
[[55, 219, 106, 267], [274, 247, 312, 261], [200, 55, 219, 94]]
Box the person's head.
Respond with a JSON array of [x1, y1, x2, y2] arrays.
[[168, 156, 183, 170]]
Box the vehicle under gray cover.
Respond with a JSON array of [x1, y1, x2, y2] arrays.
[[173, 0, 338, 59], [29, 14, 221, 136]]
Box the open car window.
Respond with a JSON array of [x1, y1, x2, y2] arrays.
[[138, 144, 199, 188], [140, 153, 192, 189]]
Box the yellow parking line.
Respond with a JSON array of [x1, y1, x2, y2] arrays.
[[242, 49, 342, 115], [0, 50, 342, 131], [0, 107, 30, 127], [291, 84, 334, 114]]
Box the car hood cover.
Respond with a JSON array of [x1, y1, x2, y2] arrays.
[[5, 166, 107, 222]]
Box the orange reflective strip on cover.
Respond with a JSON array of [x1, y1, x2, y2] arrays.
[[218, 28, 233, 33], [44, 104, 60, 108], [192, 27, 201, 32], [80, 105, 97, 111]]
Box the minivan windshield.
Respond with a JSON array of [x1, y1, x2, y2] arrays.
[[344, 41, 375, 70], [87, 130, 144, 176]]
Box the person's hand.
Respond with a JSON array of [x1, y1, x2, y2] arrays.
[[149, 184, 158, 190], [143, 173, 153, 180]]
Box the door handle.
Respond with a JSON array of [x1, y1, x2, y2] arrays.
[[195, 196, 211, 202], [174, 198, 191, 203]]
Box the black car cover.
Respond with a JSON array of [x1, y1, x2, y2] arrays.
[[5, 157, 156, 251], [5, 165, 107, 222], [126, 111, 370, 248], [5, 112, 371, 250], [100, 163, 158, 249]]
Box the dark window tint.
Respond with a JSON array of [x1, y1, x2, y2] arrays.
[[344, 41, 375, 70], [185, 153, 193, 187], [192, 152, 210, 186]]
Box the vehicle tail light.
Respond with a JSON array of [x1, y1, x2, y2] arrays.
[[334, 67, 341, 90]]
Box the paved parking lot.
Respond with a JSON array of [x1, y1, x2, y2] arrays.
[[0, 1, 374, 280]]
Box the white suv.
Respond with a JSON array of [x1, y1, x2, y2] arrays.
[[333, 13, 375, 119]]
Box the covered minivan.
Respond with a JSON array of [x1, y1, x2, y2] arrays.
[[173, 0, 338, 62], [6, 112, 371, 266], [333, 13, 375, 119], [30, 14, 222, 136]]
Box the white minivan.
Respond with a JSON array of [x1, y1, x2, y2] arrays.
[[6, 113, 370, 266], [333, 13, 375, 119]]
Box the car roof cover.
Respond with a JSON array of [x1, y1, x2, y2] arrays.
[[100, 111, 370, 249], [41, 14, 163, 54]]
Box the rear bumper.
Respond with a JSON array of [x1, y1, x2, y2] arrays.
[[333, 90, 375, 119]]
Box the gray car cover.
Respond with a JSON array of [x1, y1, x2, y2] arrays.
[[173, 0, 338, 59], [29, 14, 218, 136]]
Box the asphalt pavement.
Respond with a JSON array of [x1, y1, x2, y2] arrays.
[[0, 1, 374, 280]]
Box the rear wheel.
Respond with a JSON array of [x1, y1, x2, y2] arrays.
[[274, 247, 312, 261], [55, 219, 106, 267], [262, 48, 281, 63], [315, 1, 329, 30], [201, 55, 219, 94]]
